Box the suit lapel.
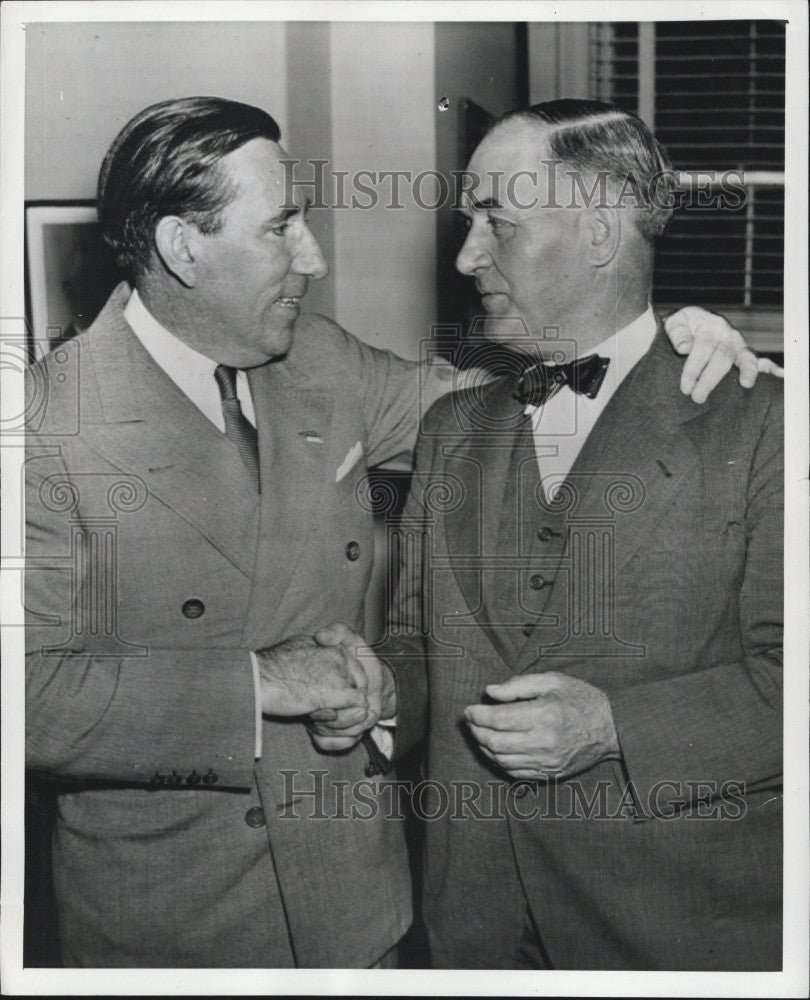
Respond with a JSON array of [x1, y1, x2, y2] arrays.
[[240, 363, 337, 648], [513, 325, 707, 672], [443, 377, 531, 665], [83, 288, 260, 578], [565, 328, 703, 567], [84, 288, 344, 648]]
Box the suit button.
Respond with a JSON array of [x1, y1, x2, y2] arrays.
[[245, 806, 266, 828], [522, 622, 534, 637], [345, 541, 361, 561], [529, 574, 550, 590], [537, 526, 559, 542], [513, 782, 535, 799], [182, 598, 205, 619]]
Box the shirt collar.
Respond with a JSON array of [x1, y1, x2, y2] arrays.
[[587, 304, 657, 384], [124, 287, 218, 383], [524, 305, 657, 415], [122, 288, 255, 431]]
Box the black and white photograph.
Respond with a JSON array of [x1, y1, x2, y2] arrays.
[[1, 1, 807, 995]]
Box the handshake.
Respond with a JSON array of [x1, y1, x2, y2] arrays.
[[255, 623, 396, 751]]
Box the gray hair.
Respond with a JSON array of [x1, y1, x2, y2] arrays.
[[493, 98, 675, 242]]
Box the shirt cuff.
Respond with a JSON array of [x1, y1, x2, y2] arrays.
[[249, 650, 262, 759], [370, 724, 395, 760]]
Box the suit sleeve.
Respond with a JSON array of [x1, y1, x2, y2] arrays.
[[25, 445, 257, 789], [608, 388, 783, 803], [345, 331, 455, 471]]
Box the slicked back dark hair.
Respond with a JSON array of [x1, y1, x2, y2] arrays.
[[492, 98, 674, 242], [97, 96, 282, 279]]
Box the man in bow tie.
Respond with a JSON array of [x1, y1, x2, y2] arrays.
[[24, 96, 775, 969], [363, 99, 783, 969]]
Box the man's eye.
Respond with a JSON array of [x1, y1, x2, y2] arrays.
[[488, 217, 512, 232], [270, 223, 289, 237]]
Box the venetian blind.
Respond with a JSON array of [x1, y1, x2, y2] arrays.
[[590, 20, 785, 347]]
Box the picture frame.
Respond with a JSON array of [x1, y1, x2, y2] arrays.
[[24, 201, 125, 354]]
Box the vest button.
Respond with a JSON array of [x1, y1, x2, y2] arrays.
[[513, 783, 534, 799], [537, 526, 559, 542], [345, 541, 361, 561], [245, 806, 266, 828], [522, 622, 534, 637], [181, 598, 205, 619], [529, 574, 550, 590]]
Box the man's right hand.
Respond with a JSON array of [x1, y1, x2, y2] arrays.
[[304, 623, 397, 751], [255, 634, 369, 717]]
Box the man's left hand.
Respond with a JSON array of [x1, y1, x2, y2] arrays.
[[665, 306, 783, 404], [464, 672, 620, 781]]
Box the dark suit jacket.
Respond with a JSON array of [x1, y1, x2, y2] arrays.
[[25, 284, 439, 967], [385, 325, 783, 969]]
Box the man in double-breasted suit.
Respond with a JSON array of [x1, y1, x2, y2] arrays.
[[24, 96, 773, 969], [376, 100, 783, 969], [24, 96, 437, 968]]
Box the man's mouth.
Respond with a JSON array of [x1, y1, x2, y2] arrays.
[[275, 278, 309, 310], [479, 291, 509, 312], [477, 282, 507, 298]]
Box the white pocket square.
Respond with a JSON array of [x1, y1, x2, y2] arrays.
[[336, 441, 364, 482]]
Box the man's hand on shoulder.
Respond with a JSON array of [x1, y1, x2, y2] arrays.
[[665, 305, 783, 404], [464, 671, 619, 781]]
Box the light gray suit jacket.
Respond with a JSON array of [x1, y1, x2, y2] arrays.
[[25, 284, 436, 967], [384, 326, 783, 969]]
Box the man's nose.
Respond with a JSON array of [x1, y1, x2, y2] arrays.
[[293, 225, 329, 279], [455, 228, 490, 276]]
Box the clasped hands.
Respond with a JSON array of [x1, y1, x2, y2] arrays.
[[256, 623, 395, 751], [464, 671, 621, 781]]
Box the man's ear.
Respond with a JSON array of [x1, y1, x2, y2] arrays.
[[584, 206, 620, 267], [154, 216, 198, 288]]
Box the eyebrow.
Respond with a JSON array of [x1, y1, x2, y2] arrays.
[[467, 196, 504, 211], [266, 196, 312, 225]]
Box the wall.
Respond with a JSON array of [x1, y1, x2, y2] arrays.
[[526, 23, 590, 105], [435, 20, 519, 169], [25, 21, 289, 200], [328, 22, 435, 360], [434, 22, 519, 330], [285, 22, 334, 321]]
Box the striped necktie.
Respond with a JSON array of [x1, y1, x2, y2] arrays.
[[213, 364, 260, 491]]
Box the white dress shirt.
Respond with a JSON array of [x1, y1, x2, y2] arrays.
[[124, 289, 256, 428], [124, 289, 263, 757], [526, 306, 657, 500]]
